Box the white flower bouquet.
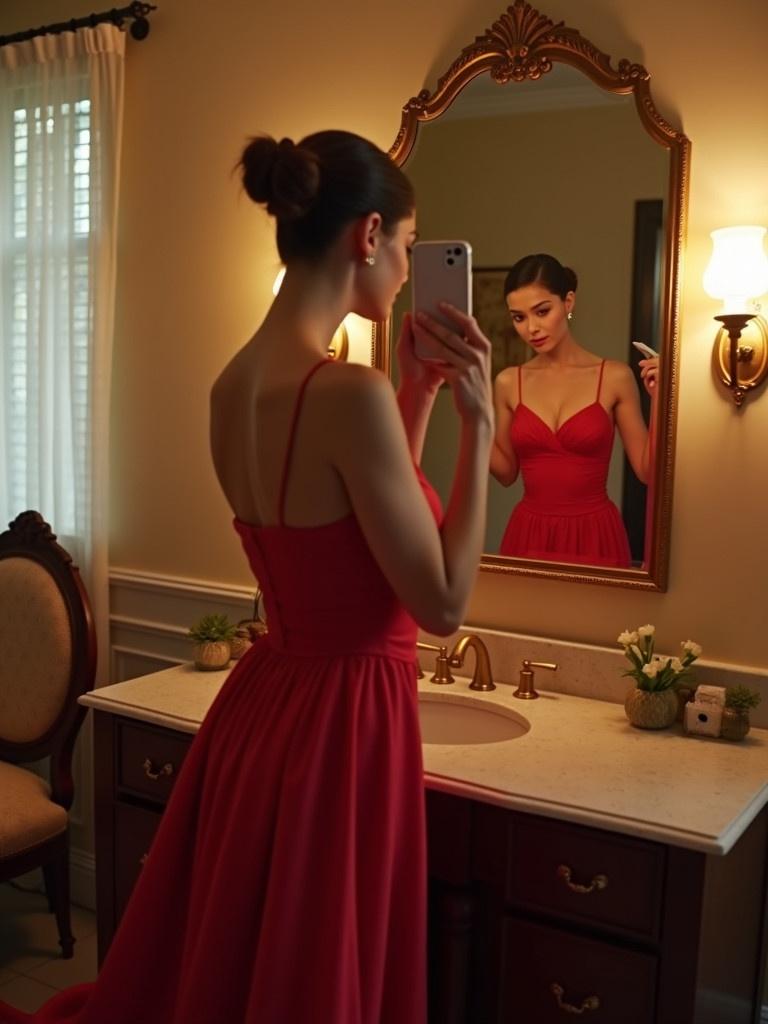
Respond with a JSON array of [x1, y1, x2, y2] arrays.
[[617, 625, 702, 693]]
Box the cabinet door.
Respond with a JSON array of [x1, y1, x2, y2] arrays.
[[499, 918, 657, 1024]]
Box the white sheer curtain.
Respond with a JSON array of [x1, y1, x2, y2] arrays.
[[0, 25, 125, 683]]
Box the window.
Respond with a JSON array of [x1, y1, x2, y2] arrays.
[[2, 93, 91, 536]]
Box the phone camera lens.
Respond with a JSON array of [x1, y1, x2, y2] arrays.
[[453, 247, 462, 256], [446, 257, 455, 266]]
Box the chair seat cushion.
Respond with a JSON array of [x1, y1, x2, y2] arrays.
[[0, 762, 68, 859]]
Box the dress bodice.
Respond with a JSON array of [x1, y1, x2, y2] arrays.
[[234, 361, 442, 660], [511, 400, 615, 514]]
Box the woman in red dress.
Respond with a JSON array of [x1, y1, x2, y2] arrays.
[[491, 253, 658, 567], [0, 132, 493, 1023]]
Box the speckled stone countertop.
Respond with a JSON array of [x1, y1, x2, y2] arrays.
[[80, 663, 768, 856]]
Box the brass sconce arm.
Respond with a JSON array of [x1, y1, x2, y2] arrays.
[[713, 312, 768, 407]]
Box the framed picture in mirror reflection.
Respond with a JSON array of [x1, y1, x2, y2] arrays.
[[472, 267, 532, 381]]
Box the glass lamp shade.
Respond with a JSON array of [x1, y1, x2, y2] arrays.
[[703, 226, 768, 314]]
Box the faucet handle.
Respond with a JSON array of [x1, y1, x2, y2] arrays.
[[416, 641, 455, 685], [514, 659, 557, 700]]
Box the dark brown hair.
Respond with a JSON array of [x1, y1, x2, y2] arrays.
[[239, 130, 414, 263], [503, 254, 578, 301]]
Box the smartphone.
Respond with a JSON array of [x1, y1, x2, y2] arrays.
[[411, 240, 472, 359], [632, 341, 658, 359]]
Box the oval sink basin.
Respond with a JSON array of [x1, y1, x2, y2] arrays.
[[418, 693, 529, 745]]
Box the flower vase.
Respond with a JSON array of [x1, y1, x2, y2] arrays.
[[624, 687, 678, 729], [720, 708, 751, 741]]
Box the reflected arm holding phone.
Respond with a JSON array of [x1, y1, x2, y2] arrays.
[[395, 311, 443, 462]]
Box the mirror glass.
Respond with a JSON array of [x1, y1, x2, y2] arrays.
[[385, 40, 686, 589]]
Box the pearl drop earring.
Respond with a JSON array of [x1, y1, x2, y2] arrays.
[[567, 311, 573, 321], [365, 255, 376, 266]]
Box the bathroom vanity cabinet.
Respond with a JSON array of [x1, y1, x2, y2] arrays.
[[82, 668, 768, 1023], [427, 790, 768, 1024], [92, 713, 192, 958]]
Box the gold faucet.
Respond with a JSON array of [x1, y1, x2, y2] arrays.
[[416, 641, 455, 685], [514, 659, 557, 699], [448, 634, 496, 692]]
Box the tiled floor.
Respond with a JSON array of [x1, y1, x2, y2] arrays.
[[0, 882, 98, 1013]]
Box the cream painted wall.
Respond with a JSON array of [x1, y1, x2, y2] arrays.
[[3, 0, 768, 666]]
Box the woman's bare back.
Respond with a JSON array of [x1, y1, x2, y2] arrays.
[[209, 340, 354, 528]]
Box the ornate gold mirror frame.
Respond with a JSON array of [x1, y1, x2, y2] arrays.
[[372, 0, 690, 591]]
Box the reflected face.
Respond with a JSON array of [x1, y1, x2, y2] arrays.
[[356, 215, 417, 321], [505, 283, 575, 356]]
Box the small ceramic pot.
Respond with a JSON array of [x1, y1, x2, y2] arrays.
[[624, 687, 678, 729], [720, 708, 750, 741], [192, 641, 231, 671], [229, 632, 252, 660]]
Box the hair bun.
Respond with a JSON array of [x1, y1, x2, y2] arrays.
[[240, 135, 320, 222], [563, 266, 578, 293]]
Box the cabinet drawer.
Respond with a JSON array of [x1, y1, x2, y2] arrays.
[[507, 816, 664, 941], [116, 719, 192, 804], [114, 802, 163, 921], [499, 917, 657, 1024]]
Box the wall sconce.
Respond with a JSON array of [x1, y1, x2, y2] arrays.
[[272, 268, 349, 360], [703, 226, 768, 406]]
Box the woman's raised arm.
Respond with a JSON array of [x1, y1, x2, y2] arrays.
[[327, 310, 493, 636]]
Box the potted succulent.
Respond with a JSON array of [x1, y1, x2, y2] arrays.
[[188, 613, 237, 671], [617, 625, 702, 729], [721, 686, 761, 741]]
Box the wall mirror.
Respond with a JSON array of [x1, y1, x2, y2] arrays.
[[374, 0, 690, 591]]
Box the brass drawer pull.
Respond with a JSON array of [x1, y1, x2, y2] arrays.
[[551, 982, 600, 1014], [557, 864, 608, 895], [142, 757, 174, 781]]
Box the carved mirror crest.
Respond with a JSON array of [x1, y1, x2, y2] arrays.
[[374, 0, 690, 591]]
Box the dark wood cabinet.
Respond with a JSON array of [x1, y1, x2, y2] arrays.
[[427, 791, 768, 1024], [93, 711, 193, 962], [93, 714, 768, 1022]]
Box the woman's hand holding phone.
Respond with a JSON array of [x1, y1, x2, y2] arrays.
[[632, 341, 659, 396], [412, 304, 493, 427], [395, 312, 444, 394]]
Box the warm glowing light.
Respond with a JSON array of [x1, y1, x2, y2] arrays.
[[272, 267, 286, 296], [703, 226, 768, 314]]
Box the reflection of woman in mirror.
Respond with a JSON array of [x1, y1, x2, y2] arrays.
[[490, 254, 658, 566]]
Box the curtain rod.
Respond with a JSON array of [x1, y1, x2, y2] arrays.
[[0, 2, 158, 48]]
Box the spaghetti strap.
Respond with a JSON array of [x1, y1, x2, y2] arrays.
[[596, 359, 606, 401], [278, 359, 332, 526], [517, 363, 523, 405]]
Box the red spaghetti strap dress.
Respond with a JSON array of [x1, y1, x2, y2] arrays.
[[1, 359, 440, 1024], [499, 360, 632, 567]]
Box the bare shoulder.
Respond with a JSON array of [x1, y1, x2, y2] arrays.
[[604, 358, 636, 386], [602, 359, 639, 404], [210, 346, 250, 404], [313, 362, 399, 433], [494, 365, 518, 401]]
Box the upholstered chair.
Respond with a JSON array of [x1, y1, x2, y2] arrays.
[[0, 511, 97, 958]]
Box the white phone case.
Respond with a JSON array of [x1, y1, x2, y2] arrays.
[[411, 241, 472, 358]]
